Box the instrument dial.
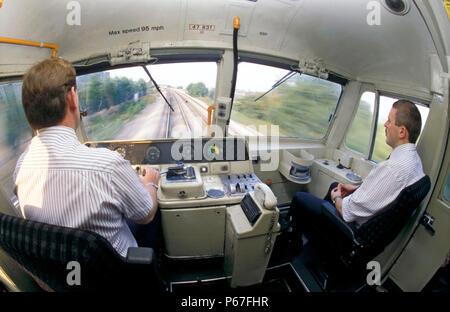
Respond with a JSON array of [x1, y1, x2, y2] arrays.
[[146, 146, 161, 161]]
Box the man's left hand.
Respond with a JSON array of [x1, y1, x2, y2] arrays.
[[331, 187, 342, 202]]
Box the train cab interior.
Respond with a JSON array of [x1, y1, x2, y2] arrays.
[[0, 0, 449, 293]]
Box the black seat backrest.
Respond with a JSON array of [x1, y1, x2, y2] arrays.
[[0, 213, 135, 291], [354, 175, 431, 263]]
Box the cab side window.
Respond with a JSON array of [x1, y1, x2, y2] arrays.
[[345, 92, 429, 162], [371, 95, 429, 163], [443, 172, 450, 203], [345, 91, 375, 156], [0, 82, 33, 207]]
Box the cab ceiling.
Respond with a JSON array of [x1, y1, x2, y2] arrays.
[[0, 0, 441, 96]]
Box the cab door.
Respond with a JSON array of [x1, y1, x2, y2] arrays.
[[387, 92, 450, 291]]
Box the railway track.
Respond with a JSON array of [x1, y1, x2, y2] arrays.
[[162, 88, 208, 139], [159, 87, 261, 138]]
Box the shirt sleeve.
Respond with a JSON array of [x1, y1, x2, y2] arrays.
[[342, 161, 404, 224], [110, 155, 153, 221]]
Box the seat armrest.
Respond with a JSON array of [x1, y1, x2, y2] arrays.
[[321, 202, 360, 246], [126, 247, 154, 265]]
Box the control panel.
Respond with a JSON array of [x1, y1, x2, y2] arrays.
[[315, 158, 362, 184], [155, 163, 261, 207], [220, 173, 260, 196]]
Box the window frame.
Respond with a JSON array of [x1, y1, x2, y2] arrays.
[[77, 61, 219, 142], [342, 86, 378, 160], [230, 60, 345, 142]]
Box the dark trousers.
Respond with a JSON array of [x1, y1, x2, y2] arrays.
[[288, 182, 339, 241], [126, 209, 163, 252]]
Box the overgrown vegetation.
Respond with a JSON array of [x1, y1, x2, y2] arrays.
[[231, 74, 392, 159], [77, 72, 156, 141], [0, 73, 391, 162], [83, 95, 155, 141], [346, 99, 391, 161], [186, 82, 209, 98], [77, 72, 148, 115], [232, 75, 341, 139]]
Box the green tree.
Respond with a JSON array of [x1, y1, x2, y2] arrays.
[[232, 74, 341, 139], [116, 77, 135, 103], [104, 78, 118, 108], [137, 79, 147, 97], [187, 82, 208, 97], [86, 76, 105, 113]]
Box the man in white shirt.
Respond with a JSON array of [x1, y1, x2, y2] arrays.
[[14, 58, 160, 257], [288, 100, 424, 252]]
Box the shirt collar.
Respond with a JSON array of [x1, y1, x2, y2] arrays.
[[389, 143, 416, 161], [36, 126, 78, 140]]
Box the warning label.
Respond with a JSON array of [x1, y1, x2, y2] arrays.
[[108, 25, 165, 36]]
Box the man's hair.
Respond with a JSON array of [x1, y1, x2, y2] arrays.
[[392, 99, 422, 144], [22, 58, 76, 130]]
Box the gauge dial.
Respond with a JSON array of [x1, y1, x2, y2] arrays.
[[146, 146, 161, 161], [204, 141, 221, 160], [114, 147, 127, 158]]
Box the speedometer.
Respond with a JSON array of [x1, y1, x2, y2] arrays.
[[146, 146, 161, 161]]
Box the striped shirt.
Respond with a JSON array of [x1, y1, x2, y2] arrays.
[[342, 143, 424, 225], [13, 126, 153, 257]]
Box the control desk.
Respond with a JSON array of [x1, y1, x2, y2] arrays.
[[86, 138, 271, 260]]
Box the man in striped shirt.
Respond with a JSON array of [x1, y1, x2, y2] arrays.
[[13, 58, 160, 258], [288, 100, 425, 253]]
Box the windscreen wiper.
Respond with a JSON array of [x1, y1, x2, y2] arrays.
[[254, 70, 298, 102], [141, 65, 174, 112]]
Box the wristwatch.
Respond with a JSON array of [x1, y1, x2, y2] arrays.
[[332, 196, 342, 205], [145, 182, 158, 190]]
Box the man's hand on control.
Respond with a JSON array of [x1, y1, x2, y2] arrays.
[[331, 187, 342, 202], [337, 183, 359, 197], [331, 186, 344, 216], [136, 167, 159, 224], [140, 167, 160, 185]]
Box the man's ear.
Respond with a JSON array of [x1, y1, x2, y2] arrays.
[[66, 86, 78, 111], [399, 125, 408, 140]]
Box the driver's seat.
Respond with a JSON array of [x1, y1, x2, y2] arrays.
[[306, 175, 431, 290], [0, 212, 165, 292]]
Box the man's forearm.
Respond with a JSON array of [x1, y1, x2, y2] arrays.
[[334, 197, 343, 217], [135, 184, 158, 224], [146, 185, 158, 218]]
